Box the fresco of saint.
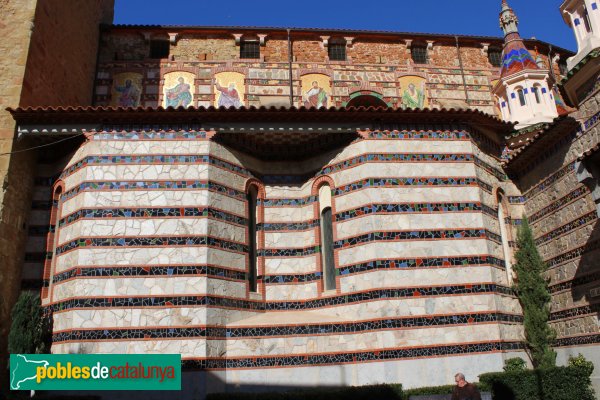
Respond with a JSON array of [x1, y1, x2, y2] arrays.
[[402, 82, 426, 109], [215, 80, 243, 108], [303, 81, 328, 108], [165, 77, 193, 108], [114, 79, 141, 107]]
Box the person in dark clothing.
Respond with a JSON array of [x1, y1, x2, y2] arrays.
[[451, 372, 481, 400]]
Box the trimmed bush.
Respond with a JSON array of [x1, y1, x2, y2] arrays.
[[206, 384, 403, 400], [503, 357, 526, 372], [403, 384, 456, 397], [8, 291, 51, 354], [479, 365, 595, 400]]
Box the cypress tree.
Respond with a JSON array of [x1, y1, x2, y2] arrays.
[[512, 218, 556, 368], [8, 291, 50, 354]]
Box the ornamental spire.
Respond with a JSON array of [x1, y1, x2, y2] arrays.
[[499, 0, 539, 78]]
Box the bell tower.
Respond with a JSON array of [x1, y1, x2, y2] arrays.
[[493, 0, 559, 129]]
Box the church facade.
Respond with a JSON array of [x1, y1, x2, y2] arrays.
[[3, 0, 600, 397]]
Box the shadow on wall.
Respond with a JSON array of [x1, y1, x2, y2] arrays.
[[571, 218, 600, 329]]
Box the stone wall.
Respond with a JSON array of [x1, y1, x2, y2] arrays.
[[0, 0, 114, 393], [516, 89, 600, 388]]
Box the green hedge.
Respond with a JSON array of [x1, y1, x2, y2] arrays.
[[206, 384, 403, 400], [479, 366, 595, 400], [403, 384, 456, 397]]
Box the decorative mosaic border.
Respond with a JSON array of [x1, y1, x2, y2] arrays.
[[554, 333, 600, 347], [60, 154, 252, 181], [550, 303, 600, 322], [48, 283, 514, 313], [549, 271, 600, 294], [474, 157, 507, 181], [59, 207, 246, 228], [366, 130, 470, 140], [62, 180, 245, 201], [52, 265, 248, 284], [52, 312, 523, 343], [55, 227, 500, 258], [55, 235, 247, 256], [335, 202, 483, 221], [529, 186, 589, 223], [180, 341, 523, 369], [318, 153, 474, 176], [534, 211, 598, 246], [333, 229, 490, 249], [51, 254, 506, 286], [333, 177, 479, 195], [524, 162, 576, 198], [545, 238, 600, 268]]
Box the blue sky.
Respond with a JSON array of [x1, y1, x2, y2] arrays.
[[114, 0, 576, 51]]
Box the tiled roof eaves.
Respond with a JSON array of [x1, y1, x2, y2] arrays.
[[503, 116, 580, 168], [104, 24, 575, 54], [7, 105, 514, 134]]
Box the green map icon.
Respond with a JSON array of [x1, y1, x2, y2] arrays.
[[10, 354, 49, 390]]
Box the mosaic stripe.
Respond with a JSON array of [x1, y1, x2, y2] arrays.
[[181, 341, 523, 369], [534, 211, 598, 246], [508, 196, 526, 204], [61, 177, 484, 205], [550, 304, 600, 321], [92, 130, 208, 140], [366, 130, 470, 140], [333, 177, 479, 195], [339, 255, 506, 275], [554, 334, 600, 347], [318, 153, 474, 176], [545, 238, 600, 268], [549, 271, 600, 294], [52, 312, 523, 343], [55, 228, 499, 258], [474, 157, 506, 181], [60, 154, 252, 180], [52, 265, 247, 284], [524, 162, 576, 198], [62, 180, 246, 201], [52, 254, 506, 286], [333, 229, 487, 249], [58, 207, 246, 228], [529, 186, 590, 223], [55, 236, 247, 255], [335, 202, 482, 221], [48, 283, 514, 312]]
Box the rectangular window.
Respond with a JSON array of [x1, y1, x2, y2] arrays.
[[328, 43, 346, 61], [488, 49, 503, 68], [149, 40, 170, 59], [411, 45, 428, 64], [240, 40, 260, 59]]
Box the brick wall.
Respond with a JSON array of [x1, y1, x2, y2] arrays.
[[0, 0, 114, 393]]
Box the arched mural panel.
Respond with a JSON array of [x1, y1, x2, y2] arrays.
[[301, 74, 331, 108], [163, 71, 195, 108], [214, 72, 245, 108], [398, 75, 429, 109], [111, 72, 143, 107]]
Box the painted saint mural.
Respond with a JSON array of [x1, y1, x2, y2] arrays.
[[163, 72, 195, 108], [111, 72, 142, 107], [301, 74, 330, 108], [214, 72, 245, 108], [398, 75, 429, 109]]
